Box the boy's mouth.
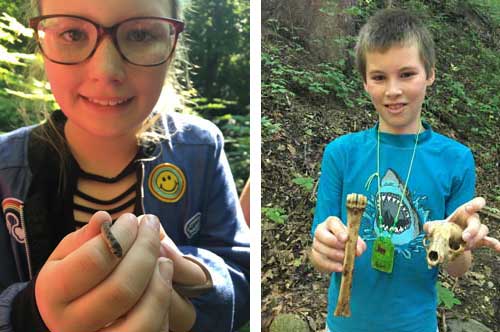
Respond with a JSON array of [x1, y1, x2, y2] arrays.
[[384, 103, 407, 113]]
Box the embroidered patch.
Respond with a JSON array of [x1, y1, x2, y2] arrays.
[[2, 198, 25, 244], [184, 212, 201, 239], [149, 163, 186, 203]]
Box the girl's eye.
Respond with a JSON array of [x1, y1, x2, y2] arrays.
[[127, 30, 155, 42], [371, 75, 385, 81], [60, 29, 87, 42]]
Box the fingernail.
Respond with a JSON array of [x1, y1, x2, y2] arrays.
[[340, 233, 348, 242], [145, 214, 160, 231], [159, 258, 173, 286]]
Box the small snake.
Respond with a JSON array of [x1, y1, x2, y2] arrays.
[[101, 221, 123, 258], [99, 220, 213, 298]]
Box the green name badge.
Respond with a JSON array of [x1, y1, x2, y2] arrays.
[[371, 236, 395, 273]]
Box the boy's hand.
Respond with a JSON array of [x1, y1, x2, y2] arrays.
[[310, 216, 367, 273], [424, 197, 500, 251]]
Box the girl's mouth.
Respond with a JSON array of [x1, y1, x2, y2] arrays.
[[81, 95, 134, 107]]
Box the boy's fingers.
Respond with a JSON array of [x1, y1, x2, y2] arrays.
[[448, 197, 485, 228], [356, 238, 367, 256], [477, 236, 500, 252], [311, 248, 343, 273], [313, 239, 345, 261], [462, 214, 481, 242], [324, 217, 348, 242]]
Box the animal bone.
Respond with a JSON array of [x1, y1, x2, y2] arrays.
[[423, 220, 465, 268], [334, 193, 367, 317]]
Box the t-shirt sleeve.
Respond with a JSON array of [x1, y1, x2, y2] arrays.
[[311, 141, 344, 237], [445, 148, 476, 217]]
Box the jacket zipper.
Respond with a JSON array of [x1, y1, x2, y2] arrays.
[[139, 162, 146, 214], [19, 205, 33, 279]]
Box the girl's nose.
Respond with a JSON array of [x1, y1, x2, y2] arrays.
[[86, 37, 126, 84]]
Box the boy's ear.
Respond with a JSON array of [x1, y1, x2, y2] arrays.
[[427, 67, 436, 86], [363, 80, 368, 92]]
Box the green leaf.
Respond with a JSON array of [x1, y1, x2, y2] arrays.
[[292, 176, 314, 192], [436, 282, 461, 309]]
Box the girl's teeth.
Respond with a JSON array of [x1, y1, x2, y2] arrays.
[[87, 98, 128, 106]]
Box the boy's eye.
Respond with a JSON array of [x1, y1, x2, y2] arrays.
[[401, 72, 416, 78], [371, 75, 385, 81]]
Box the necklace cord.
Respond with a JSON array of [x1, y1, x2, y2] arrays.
[[377, 124, 421, 237]]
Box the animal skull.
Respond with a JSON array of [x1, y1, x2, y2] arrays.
[[423, 221, 465, 268]]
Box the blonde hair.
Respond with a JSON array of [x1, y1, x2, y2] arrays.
[[27, 0, 186, 190]]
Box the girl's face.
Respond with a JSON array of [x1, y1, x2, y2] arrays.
[[363, 43, 435, 134], [41, 0, 174, 140]]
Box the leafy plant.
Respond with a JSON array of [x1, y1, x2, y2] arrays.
[[262, 207, 288, 224], [436, 282, 461, 310], [261, 116, 282, 135], [292, 176, 314, 193]]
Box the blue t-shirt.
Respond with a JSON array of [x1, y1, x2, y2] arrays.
[[312, 122, 475, 332]]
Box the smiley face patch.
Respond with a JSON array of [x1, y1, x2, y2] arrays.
[[149, 163, 186, 203]]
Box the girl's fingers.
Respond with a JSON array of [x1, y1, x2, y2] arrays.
[[67, 215, 161, 328], [168, 290, 197, 332], [39, 214, 139, 304], [100, 258, 173, 332], [49, 211, 112, 261], [158, 232, 206, 285]]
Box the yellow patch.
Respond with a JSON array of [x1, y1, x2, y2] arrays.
[[148, 163, 186, 203]]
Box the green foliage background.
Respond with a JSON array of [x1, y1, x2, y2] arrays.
[[0, 0, 249, 192]]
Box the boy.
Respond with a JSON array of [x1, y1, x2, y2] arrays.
[[310, 8, 500, 332]]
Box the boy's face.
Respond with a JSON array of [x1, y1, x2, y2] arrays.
[[363, 44, 435, 134], [41, 0, 173, 140]]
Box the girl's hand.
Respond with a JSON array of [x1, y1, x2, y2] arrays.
[[35, 212, 172, 332], [310, 216, 367, 273], [158, 229, 207, 286], [157, 225, 210, 332]]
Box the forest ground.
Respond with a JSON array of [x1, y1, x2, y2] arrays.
[[261, 26, 500, 332]]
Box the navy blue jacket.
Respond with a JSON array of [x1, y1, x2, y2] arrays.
[[0, 111, 250, 332]]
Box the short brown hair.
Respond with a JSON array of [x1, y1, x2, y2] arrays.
[[355, 8, 435, 82]]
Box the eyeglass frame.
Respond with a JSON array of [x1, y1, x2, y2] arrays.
[[29, 14, 185, 67]]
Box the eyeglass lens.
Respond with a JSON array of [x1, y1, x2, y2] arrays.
[[36, 16, 177, 66]]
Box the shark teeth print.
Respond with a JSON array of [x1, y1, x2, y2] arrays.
[[377, 192, 411, 234]]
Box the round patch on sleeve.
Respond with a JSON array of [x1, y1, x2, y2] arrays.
[[148, 163, 186, 203]]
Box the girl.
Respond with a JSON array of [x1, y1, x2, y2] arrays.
[[0, 0, 249, 331]]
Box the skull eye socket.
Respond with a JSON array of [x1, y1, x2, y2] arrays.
[[448, 238, 461, 251]]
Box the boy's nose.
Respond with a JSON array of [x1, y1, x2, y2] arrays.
[[385, 80, 402, 97], [87, 37, 126, 84]]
